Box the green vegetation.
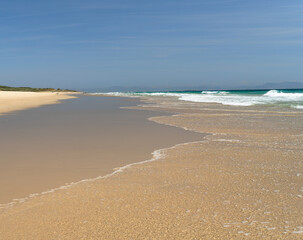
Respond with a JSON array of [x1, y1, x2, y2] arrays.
[[0, 85, 77, 92]]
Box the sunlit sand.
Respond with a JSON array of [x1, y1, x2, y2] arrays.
[[0, 93, 302, 239], [0, 91, 77, 115]]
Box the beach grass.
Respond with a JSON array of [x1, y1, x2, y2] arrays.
[[0, 85, 77, 92]]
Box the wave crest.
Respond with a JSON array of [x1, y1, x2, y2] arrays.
[[96, 89, 303, 108], [264, 90, 303, 99]]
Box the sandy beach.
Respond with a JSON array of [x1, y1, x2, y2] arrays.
[[0, 94, 302, 239], [0, 94, 202, 204], [0, 91, 77, 116], [2, 0, 303, 239]]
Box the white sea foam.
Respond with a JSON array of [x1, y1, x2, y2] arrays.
[[100, 90, 303, 107], [178, 94, 261, 106], [264, 90, 303, 99], [0, 149, 163, 210], [292, 105, 303, 109], [0, 140, 204, 212], [293, 226, 303, 234]]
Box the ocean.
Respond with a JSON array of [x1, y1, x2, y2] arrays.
[[100, 89, 303, 109]]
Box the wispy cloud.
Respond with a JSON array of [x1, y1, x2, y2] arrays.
[[59, 40, 104, 45], [237, 27, 303, 36], [19, 23, 86, 33], [72, 2, 131, 10], [0, 35, 53, 42]]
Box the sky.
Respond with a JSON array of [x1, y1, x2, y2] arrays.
[[1, 0, 303, 90]]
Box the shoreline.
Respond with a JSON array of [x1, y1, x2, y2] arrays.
[[0, 94, 203, 206], [0, 139, 205, 212], [1, 94, 302, 239]]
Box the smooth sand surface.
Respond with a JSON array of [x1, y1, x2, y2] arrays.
[[0, 91, 77, 115], [0, 95, 302, 239], [0, 95, 203, 204]]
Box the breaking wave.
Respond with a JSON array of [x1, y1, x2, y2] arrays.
[[97, 89, 303, 108]]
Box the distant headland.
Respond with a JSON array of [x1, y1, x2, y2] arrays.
[[0, 85, 77, 92]]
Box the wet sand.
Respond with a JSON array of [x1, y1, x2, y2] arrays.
[[0, 95, 203, 204], [0, 95, 302, 239]]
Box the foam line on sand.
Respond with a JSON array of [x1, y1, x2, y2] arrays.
[[0, 140, 204, 212]]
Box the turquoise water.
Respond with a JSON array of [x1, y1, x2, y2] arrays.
[[133, 89, 303, 96], [101, 89, 303, 109]]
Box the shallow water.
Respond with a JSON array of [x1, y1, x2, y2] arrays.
[[0, 95, 203, 204]]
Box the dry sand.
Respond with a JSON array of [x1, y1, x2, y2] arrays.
[[0, 95, 302, 239], [0, 91, 77, 115]]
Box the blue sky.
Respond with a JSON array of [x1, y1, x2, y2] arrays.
[[1, 0, 303, 89]]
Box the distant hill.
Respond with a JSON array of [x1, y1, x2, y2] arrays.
[[81, 81, 303, 93], [81, 85, 222, 93], [254, 81, 303, 90], [0, 85, 77, 92]]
